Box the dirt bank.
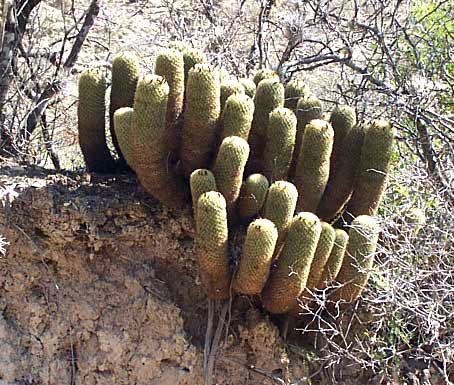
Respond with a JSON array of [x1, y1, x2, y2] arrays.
[[0, 159, 312, 385]]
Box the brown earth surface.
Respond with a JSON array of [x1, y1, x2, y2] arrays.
[[0, 158, 322, 385]]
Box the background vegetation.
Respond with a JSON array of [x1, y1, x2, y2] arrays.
[[0, 0, 452, 384]]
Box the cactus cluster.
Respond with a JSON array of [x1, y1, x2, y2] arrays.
[[77, 42, 395, 316]]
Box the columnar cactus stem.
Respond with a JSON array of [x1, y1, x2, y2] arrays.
[[237, 173, 269, 221], [234, 218, 278, 295], [317, 122, 367, 221], [113, 107, 135, 168], [220, 79, 245, 111], [155, 48, 185, 156], [196, 191, 231, 299], [262, 212, 322, 314], [284, 79, 310, 113], [346, 120, 395, 218], [263, 181, 298, 248], [247, 79, 284, 174], [220, 93, 255, 142], [329, 105, 356, 177], [212, 136, 250, 213], [109, 51, 139, 164], [132, 75, 188, 208], [318, 229, 349, 289], [190, 169, 217, 218], [78, 69, 116, 173], [330, 215, 380, 303], [181, 64, 220, 177], [239, 77, 256, 98], [253, 69, 279, 85], [294, 119, 334, 213], [297, 221, 336, 305], [289, 94, 323, 178], [263, 107, 297, 182]]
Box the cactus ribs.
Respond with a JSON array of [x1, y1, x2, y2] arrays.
[[77, 42, 395, 315]]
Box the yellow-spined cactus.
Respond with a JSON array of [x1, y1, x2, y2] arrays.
[[190, 169, 217, 218], [132, 74, 188, 208], [253, 68, 279, 85], [78, 69, 116, 173], [180, 64, 220, 177], [289, 94, 323, 178], [263, 107, 297, 182], [220, 93, 255, 142], [237, 173, 269, 221], [318, 229, 349, 288], [196, 191, 231, 300], [346, 120, 395, 217], [109, 52, 139, 164], [247, 78, 285, 174], [220, 79, 245, 111], [262, 212, 322, 314], [155, 48, 185, 155], [239, 77, 256, 98], [330, 215, 379, 303], [169, 42, 206, 85], [297, 221, 336, 305], [294, 119, 334, 212], [317, 122, 367, 221], [328, 104, 357, 180], [284, 79, 310, 113], [234, 218, 278, 295], [113, 107, 135, 168], [212, 136, 250, 212], [330, 105, 356, 156], [263, 181, 298, 247]]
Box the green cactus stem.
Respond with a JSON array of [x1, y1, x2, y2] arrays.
[[196, 191, 231, 300], [318, 229, 349, 289], [263, 181, 298, 248], [220, 79, 245, 111], [253, 69, 279, 85], [247, 78, 284, 174], [289, 94, 323, 178], [262, 212, 322, 314], [155, 48, 185, 156], [328, 105, 356, 180], [297, 222, 336, 305], [169, 42, 206, 84], [78, 68, 116, 173], [109, 52, 139, 164], [234, 218, 278, 295], [212, 136, 250, 213], [317, 122, 367, 221], [284, 79, 310, 113], [113, 107, 135, 169], [294, 119, 334, 213], [330, 215, 379, 303], [180, 64, 220, 177], [190, 169, 218, 219], [263, 107, 297, 182], [239, 77, 256, 98], [237, 173, 269, 221], [132, 74, 188, 208], [220, 93, 255, 143], [345, 120, 395, 218]]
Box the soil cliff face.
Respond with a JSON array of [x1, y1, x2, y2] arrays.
[[0, 160, 305, 385]]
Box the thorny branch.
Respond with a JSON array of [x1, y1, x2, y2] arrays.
[[0, 0, 102, 162], [21, 0, 102, 143]]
